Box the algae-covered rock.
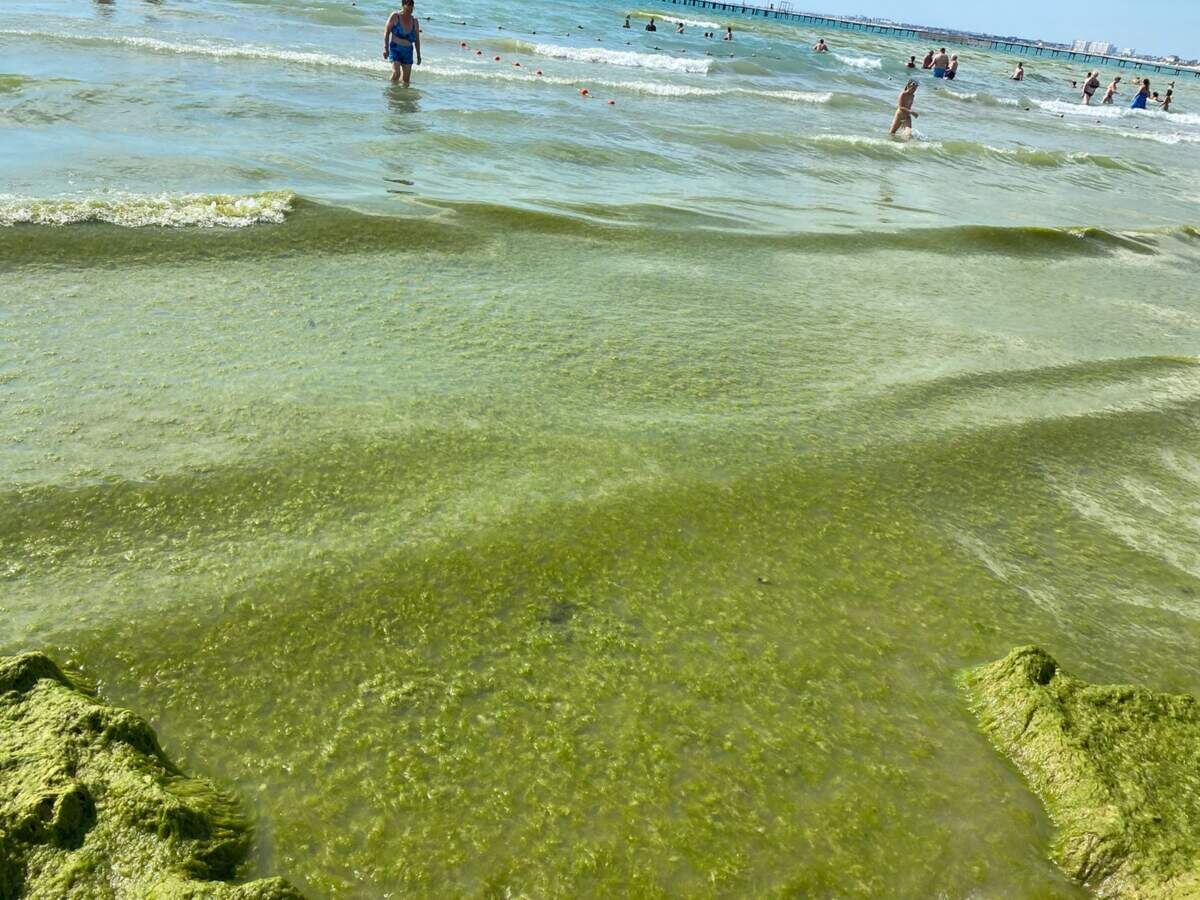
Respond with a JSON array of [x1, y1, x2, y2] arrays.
[[963, 646, 1200, 898], [0, 653, 303, 899]]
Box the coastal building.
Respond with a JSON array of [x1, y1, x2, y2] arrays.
[[1073, 39, 1117, 55]]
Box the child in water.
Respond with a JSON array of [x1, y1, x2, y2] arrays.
[[890, 80, 919, 136]]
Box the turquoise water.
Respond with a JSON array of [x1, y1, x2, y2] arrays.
[[3, 1, 1200, 896]]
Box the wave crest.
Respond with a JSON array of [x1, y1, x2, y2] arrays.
[[0, 192, 295, 228], [530, 43, 712, 74]]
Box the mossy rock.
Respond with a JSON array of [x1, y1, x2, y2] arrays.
[[963, 646, 1200, 898], [0, 653, 303, 899]]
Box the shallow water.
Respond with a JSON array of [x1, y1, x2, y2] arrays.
[[3, 1, 1200, 896]]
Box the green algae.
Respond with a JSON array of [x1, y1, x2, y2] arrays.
[[963, 647, 1200, 898], [0, 653, 301, 899]]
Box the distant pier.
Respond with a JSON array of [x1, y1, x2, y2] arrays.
[[655, 0, 1200, 79]]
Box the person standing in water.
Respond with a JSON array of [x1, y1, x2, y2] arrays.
[[624, 15, 631, 28], [1011, 62, 1024, 81], [906, 56, 917, 69], [813, 38, 829, 52], [1131, 78, 1151, 109], [724, 26, 733, 41], [1160, 89, 1174, 112], [890, 80, 919, 136], [645, 17, 657, 31], [946, 54, 960, 80], [931, 48, 949, 78], [1081, 71, 1101, 104], [922, 49, 935, 69], [383, 0, 421, 86], [1102, 76, 1121, 104]]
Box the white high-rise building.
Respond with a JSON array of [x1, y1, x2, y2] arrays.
[[1074, 39, 1117, 55]]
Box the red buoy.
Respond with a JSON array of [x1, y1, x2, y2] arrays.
[[494, 55, 501, 61], [580, 88, 589, 96], [475, 49, 482, 55], [513, 62, 522, 67], [607, 99, 615, 105], [535, 69, 543, 76]]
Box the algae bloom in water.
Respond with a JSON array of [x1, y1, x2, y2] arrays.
[[963, 646, 1200, 898], [0, 653, 301, 899]]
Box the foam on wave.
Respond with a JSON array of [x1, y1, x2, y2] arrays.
[[531, 43, 712, 74], [0, 191, 295, 227], [1035, 99, 1200, 129], [805, 134, 1154, 172], [833, 53, 883, 70]]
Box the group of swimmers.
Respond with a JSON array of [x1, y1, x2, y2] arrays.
[[904, 48, 960, 80], [383, 0, 1183, 124], [634, 17, 734, 41], [1072, 71, 1174, 110]]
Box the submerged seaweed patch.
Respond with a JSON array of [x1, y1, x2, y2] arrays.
[[963, 646, 1200, 898], [0, 653, 301, 898]]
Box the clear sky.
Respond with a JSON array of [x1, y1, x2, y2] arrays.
[[801, 0, 1197, 58]]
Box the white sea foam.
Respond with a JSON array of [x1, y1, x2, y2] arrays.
[[942, 89, 1021, 108], [833, 53, 882, 70], [531, 43, 712, 74], [632, 10, 721, 29], [0, 191, 294, 227], [664, 17, 723, 30], [1034, 98, 1200, 128], [1113, 129, 1200, 146]]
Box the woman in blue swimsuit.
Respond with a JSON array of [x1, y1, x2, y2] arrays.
[[383, 0, 421, 86]]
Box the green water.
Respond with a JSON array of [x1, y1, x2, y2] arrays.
[[4, 0, 1200, 895]]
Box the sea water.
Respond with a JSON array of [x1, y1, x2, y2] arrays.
[[2, 0, 1200, 895]]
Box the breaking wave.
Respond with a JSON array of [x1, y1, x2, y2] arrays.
[[530, 44, 713, 74], [0, 191, 295, 227]]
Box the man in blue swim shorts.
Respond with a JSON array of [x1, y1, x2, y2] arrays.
[[383, 0, 422, 86], [931, 48, 949, 78]]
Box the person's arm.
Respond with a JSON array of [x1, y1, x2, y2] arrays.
[[414, 18, 421, 64], [384, 13, 397, 59]]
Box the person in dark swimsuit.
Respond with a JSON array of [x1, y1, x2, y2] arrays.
[[383, 0, 421, 86], [645, 17, 657, 31], [922, 50, 934, 69]]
